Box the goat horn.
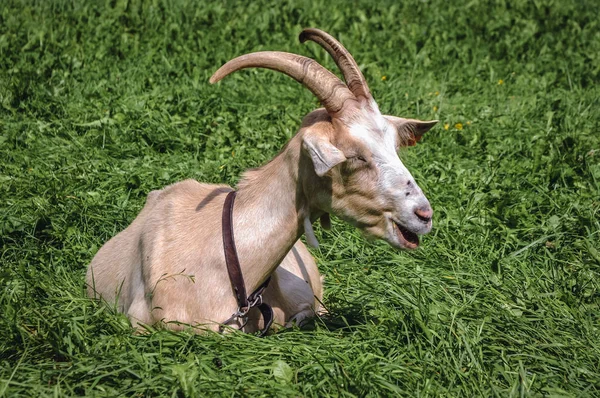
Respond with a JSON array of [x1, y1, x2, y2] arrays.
[[299, 28, 372, 102], [210, 51, 357, 114]]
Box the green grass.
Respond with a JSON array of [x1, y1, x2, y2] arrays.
[[1, 0, 599, 396]]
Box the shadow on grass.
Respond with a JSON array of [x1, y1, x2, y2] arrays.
[[271, 302, 375, 336]]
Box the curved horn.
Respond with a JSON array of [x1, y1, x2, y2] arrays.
[[299, 28, 372, 101], [210, 51, 356, 114]]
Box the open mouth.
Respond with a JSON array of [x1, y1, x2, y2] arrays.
[[393, 221, 420, 249]]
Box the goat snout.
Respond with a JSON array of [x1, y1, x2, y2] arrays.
[[414, 205, 433, 223]]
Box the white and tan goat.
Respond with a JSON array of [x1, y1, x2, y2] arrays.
[[86, 28, 437, 333]]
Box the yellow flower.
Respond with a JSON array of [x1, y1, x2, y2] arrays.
[[231, 150, 235, 157], [444, 123, 449, 130], [433, 106, 438, 112], [435, 91, 440, 96], [497, 79, 504, 85], [466, 121, 472, 125], [455, 123, 463, 130], [381, 75, 387, 81]]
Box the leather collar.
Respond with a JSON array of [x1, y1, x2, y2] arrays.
[[220, 190, 273, 336]]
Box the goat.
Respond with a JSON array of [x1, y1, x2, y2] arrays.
[[86, 28, 438, 333]]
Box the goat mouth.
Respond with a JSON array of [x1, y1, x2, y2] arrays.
[[393, 221, 419, 249]]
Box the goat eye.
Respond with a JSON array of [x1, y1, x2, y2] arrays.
[[356, 156, 367, 162]]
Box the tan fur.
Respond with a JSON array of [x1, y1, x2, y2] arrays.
[[87, 120, 327, 333]]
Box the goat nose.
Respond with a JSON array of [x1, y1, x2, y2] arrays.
[[414, 206, 433, 223]]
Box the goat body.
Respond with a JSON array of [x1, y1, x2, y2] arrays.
[[87, 150, 323, 332]]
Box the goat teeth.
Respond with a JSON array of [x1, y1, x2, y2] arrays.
[[394, 221, 419, 249]]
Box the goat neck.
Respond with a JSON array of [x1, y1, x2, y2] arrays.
[[232, 136, 313, 293]]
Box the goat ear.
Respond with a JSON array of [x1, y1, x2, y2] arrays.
[[302, 133, 346, 177], [385, 116, 438, 147]]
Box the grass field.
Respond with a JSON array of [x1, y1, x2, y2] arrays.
[[1, 0, 599, 396]]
